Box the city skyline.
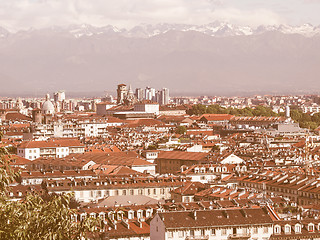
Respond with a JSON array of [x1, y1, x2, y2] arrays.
[[2, 1, 320, 240]]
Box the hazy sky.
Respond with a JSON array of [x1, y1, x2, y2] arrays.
[[0, 0, 320, 31]]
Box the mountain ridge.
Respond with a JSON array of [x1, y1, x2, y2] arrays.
[[0, 25, 320, 95], [1, 22, 320, 39]]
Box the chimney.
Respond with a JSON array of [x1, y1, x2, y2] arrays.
[[137, 219, 143, 228], [240, 209, 247, 218], [222, 210, 229, 219], [192, 210, 197, 220], [122, 219, 130, 229]]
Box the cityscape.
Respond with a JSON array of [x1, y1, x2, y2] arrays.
[[2, 0, 320, 240]]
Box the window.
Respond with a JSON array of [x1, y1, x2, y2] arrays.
[[190, 230, 195, 236], [221, 229, 227, 235], [153, 189, 157, 194], [253, 227, 258, 234], [285, 225, 291, 234], [115, 190, 119, 196], [123, 190, 126, 195], [201, 229, 205, 236], [275, 226, 281, 234], [168, 231, 173, 238], [211, 229, 215, 235], [148, 189, 151, 195], [130, 189, 134, 195], [178, 231, 184, 237], [97, 191, 102, 198], [263, 227, 268, 234], [295, 225, 301, 233], [308, 224, 314, 232]]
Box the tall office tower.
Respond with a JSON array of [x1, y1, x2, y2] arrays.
[[54, 90, 66, 102], [155, 91, 161, 104], [135, 88, 144, 101], [117, 84, 127, 104], [159, 88, 170, 105], [145, 87, 156, 101], [286, 105, 291, 118]]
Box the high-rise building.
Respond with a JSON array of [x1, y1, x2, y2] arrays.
[[135, 88, 144, 101], [159, 88, 170, 105], [145, 87, 155, 101], [54, 90, 65, 102]]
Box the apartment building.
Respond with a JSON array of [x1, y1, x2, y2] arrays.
[[17, 139, 85, 160]]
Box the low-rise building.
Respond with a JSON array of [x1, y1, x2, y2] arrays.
[[150, 207, 274, 240], [17, 139, 85, 160]]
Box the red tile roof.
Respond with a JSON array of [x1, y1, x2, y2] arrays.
[[18, 139, 84, 148], [200, 114, 234, 121], [157, 151, 209, 161]]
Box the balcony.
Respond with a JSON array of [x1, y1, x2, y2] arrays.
[[185, 236, 209, 240], [228, 234, 251, 240]]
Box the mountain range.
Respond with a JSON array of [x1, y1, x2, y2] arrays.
[[2, 22, 320, 39], [0, 22, 320, 96]]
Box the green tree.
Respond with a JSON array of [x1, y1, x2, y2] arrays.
[[176, 125, 187, 134], [0, 145, 100, 239]]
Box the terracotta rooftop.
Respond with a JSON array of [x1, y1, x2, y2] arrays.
[[158, 207, 273, 228], [18, 139, 84, 148]]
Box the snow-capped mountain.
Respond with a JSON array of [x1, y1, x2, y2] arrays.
[[1, 22, 320, 39], [65, 24, 123, 38], [0, 21, 320, 95], [64, 22, 320, 38]]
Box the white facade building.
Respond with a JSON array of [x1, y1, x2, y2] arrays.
[[134, 102, 159, 115], [17, 139, 85, 160]]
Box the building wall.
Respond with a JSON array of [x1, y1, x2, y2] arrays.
[[96, 104, 116, 116], [17, 146, 84, 160], [134, 103, 159, 115], [54, 185, 176, 203], [150, 215, 273, 240], [150, 214, 166, 240], [156, 159, 199, 174], [132, 165, 156, 175], [17, 148, 40, 160]]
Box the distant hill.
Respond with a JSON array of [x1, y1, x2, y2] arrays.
[[0, 23, 320, 96]]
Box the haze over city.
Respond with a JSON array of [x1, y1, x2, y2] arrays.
[[3, 1, 320, 240], [0, 0, 320, 96]]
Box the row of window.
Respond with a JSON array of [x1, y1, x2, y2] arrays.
[[79, 187, 170, 198], [274, 223, 317, 234], [167, 226, 269, 238], [241, 181, 320, 200]]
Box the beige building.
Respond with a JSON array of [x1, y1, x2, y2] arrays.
[[150, 208, 274, 240]]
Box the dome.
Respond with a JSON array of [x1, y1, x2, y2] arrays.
[[42, 94, 55, 114]]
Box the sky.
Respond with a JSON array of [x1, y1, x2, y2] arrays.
[[0, 0, 320, 31]]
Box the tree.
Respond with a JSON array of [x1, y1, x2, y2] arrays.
[[176, 126, 187, 135], [0, 144, 100, 239]]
